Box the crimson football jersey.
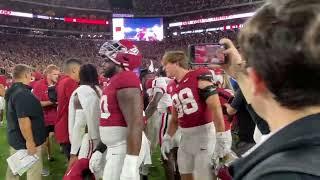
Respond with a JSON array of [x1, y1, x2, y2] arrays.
[[171, 68, 216, 128], [100, 71, 142, 127], [145, 78, 155, 97]]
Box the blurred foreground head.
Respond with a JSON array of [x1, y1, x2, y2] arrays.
[[239, 0, 320, 115]]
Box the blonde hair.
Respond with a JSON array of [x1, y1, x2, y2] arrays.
[[44, 64, 59, 75], [162, 51, 189, 69]]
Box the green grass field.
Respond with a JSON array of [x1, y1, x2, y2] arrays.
[[0, 121, 165, 180]]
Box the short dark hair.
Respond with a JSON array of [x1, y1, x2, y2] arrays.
[[239, 0, 320, 109], [63, 58, 82, 73], [13, 64, 33, 79]]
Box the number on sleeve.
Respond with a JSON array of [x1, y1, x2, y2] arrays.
[[100, 95, 111, 119]]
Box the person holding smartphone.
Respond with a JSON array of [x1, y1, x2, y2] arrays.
[[218, 0, 320, 179]]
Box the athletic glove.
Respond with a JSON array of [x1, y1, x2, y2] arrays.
[[89, 151, 103, 173], [120, 155, 139, 180], [161, 134, 173, 160], [214, 130, 232, 159]]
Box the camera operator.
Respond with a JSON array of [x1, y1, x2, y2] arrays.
[[219, 0, 320, 179]]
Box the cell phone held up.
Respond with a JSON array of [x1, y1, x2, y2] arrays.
[[189, 43, 227, 66]]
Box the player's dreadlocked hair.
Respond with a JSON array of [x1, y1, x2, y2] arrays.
[[79, 63, 101, 98]]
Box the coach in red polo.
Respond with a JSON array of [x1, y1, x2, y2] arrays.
[[55, 59, 82, 160], [33, 64, 60, 161]]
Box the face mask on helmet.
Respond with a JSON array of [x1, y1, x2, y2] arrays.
[[99, 39, 142, 71]]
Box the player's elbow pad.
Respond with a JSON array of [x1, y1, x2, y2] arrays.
[[199, 85, 217, 101]]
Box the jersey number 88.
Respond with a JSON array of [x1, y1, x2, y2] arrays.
[[172, 88, 199, 118]]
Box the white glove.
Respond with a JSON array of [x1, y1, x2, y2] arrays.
[[161, 134, 173, 160], [214, 130, 232, 159], [89, 151, 103, 173], [120, 155, 139, 180]]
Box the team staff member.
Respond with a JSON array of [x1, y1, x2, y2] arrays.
[[5, 64, 47, 180], [55, 59, 82, 160], [33, 64, 60, 161]]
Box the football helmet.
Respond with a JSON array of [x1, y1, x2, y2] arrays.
[[99, 39, 142, 71]]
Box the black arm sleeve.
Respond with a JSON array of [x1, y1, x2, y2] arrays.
[[94, 141, 107, 153]]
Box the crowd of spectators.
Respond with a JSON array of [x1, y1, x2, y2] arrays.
[[0, 29, 238, 75], [134, 0, 262, 15], [0, 16, 110, 33], [4, 0, 262, 15], [9, 0, 111, 10], [0, 34, 101, 73]]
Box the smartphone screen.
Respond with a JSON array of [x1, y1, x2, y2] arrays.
[[189, 44, 225, 65]]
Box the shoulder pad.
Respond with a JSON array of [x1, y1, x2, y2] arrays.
[[197, 73, 213, 82]]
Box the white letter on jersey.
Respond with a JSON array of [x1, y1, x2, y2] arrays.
[[172, 88, 199, 118], [100, 95, 111, 119]]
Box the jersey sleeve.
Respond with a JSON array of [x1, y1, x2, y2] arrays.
[[152, 78, 167, 94], [65, 79, 79, 100], [196, 68, 215, 85], [115, 71, 141, 89]]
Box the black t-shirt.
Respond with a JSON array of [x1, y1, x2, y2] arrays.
[[231, 89, 255, 142], [5, 82, 47, 150]]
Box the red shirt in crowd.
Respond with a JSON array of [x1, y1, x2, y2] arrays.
[[55, 76, 78, 144], [30, 71, 43, 89], [0, 75, 7, 87], [32, 79, 57, 126]]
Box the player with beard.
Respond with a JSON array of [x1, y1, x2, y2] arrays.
[[161, 51, 232, 180], [89, 40, 150, 180]]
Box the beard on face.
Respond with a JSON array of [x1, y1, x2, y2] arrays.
[[103, 64, 117, 78]]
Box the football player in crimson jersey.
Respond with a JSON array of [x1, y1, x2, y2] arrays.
[[89, 40, 150, 180], [161, 51, 232, 180]]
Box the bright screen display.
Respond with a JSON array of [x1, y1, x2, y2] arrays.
[[113, 18, 163, 41]]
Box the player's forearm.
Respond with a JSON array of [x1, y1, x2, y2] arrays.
[[117, 88, 144, 156], [145, 102, 158, 119], [127, 121, 143, 155], [145, 92, 163, 119], [40, 101, 54, 107], [18, 117, 35, 144], [207, 96, 225, 132], [212, 106, 225, 132], [167, 116, 178, 137]]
